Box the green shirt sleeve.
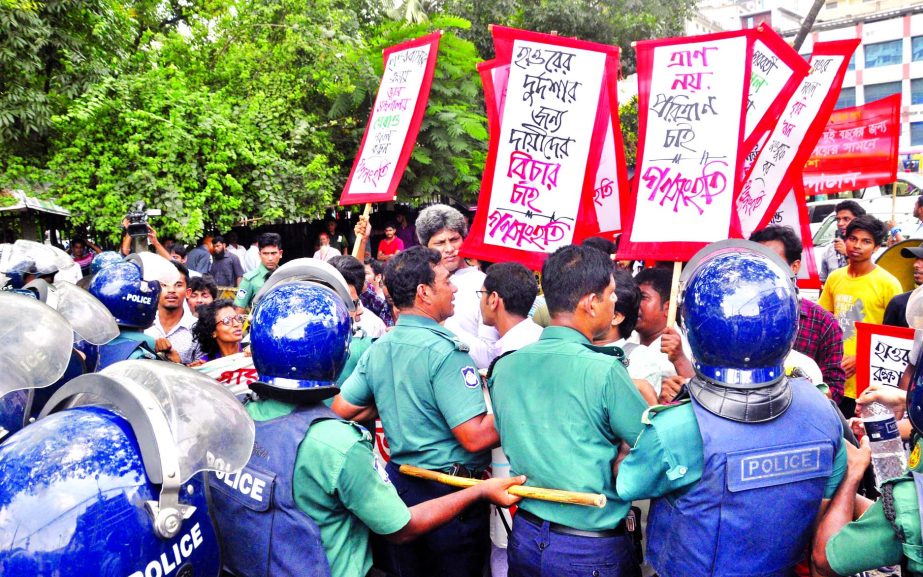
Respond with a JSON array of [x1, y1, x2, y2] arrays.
[[606, 363, 649, 447], [335, 440, 412, 536], [824, 441, 848, 499], [827, 499, 903, 575], [233, 277, 253, 308], [340, 350, 374, 407], [616, 405, 703, 501], [432, 349, 487, 429]]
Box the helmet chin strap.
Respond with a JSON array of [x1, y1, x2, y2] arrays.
[[687, 373, 793, 423]]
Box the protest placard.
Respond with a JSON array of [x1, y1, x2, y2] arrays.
[[463, 27, 621, 270], [763, 180, 821, 289], [743, 25, 811, 155], [618, 30, 753, 261], [736, 39, 860, 238], [339, 32, 441, 205], [803, 94, 901, 197], [855, 322, 915, 396], [194, 352, 257, 398]]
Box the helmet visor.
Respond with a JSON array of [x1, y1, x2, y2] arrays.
[[0, 293, 74, 395], [51, 281, 120, 345]]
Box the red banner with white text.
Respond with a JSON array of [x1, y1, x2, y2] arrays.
[[339, 33, 441, 205], [803, 94, 901, 197]]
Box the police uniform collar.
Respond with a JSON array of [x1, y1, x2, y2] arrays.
[[539, 325, 591, 344], [687, 373, 792, 423], [397, 313, 450, 331]]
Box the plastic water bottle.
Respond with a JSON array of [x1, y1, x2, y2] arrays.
[[861, 401, 907, 488]]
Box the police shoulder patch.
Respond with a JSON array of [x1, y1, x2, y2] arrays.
[[372, 455, 391, 484], [236, 288, 247, 301], [461, 366, 480, 389]]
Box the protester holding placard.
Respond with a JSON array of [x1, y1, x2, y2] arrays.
[[819, 215, 902, 418]]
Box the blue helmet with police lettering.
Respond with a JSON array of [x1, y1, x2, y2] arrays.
[[0, 360, 255, 577], [0, 293, 74, 442], [91, 250, 124, 275], [249, 259, 353, 402], [89, 259, 161, 329], [680, 239, 799, 389]]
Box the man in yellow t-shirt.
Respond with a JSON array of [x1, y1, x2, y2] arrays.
[[819, 215, 902, 418]]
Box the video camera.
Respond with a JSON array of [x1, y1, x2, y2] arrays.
[[125, 201, 162, 238]]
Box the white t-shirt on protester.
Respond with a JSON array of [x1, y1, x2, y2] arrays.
[[444, 266, 500, 369]]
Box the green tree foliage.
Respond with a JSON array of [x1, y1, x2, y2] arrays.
[[619, 95, 639, 167], [0, 0, 681, 238]]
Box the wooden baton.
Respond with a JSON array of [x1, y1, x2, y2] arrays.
[[399, 464, 607, 508]]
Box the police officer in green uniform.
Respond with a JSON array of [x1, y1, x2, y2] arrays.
[[488, 245, 649, 577], [234, 232, 283, 311], [814, 383, 922, 576], [210, 260, 525, 577], [333, 246, 500, 577], [616, 241, 848, 577]]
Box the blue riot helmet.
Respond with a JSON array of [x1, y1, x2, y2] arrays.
[[91, 250, 124, 274], [0, 360, 255, 577], [252, 257, 356, 314], [249, 265, 353, 403], [0, 293, 74, 441], [89, 260, 162, 329], [680, 240, 800, 422]]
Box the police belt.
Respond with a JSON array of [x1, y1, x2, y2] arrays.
[[516, 509, 627, 538]]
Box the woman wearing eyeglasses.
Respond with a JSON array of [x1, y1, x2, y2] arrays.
[[191, 299, 245, 363]]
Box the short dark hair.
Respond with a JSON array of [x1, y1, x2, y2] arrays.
[[384, 221, 397, 230], [484, 262, 538, 318], [71, 237, 87, 248], [188, 275, 218, 298], [916, 195, 923, 209], [329, 255, 366, 295], [541, 245, 613, 315], [845, 214, 887, 245], [582, 236, 617, 256], [368, 258, 385, 277], [171, 244, 188, 258], [749, 225, 803, 265], [258, 232, 282, 250], [192, 298, 236, 358], [212, 235, 225, 245], [634, 267, 672, 303], [835, 200, 866, 218], [613, 269, 641, 337], [384, 246, 441, 309], [172, 261, 190, 285], [226, 231, 238, 244]]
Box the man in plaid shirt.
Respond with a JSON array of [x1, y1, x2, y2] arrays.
[[750, 226, 846, 402]]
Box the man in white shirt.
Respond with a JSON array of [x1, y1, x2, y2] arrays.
[[224, 231, 249, 270], [144, 263, 200, 364], [477, 261, 541, 577], [312, 231, 341, 263], [416, 204, 499, 368], [629, 267, 695, 382]]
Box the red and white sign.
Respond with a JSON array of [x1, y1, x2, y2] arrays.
[[737, 39, 860, 237], [743, 25, 811, 156], [463, 27, 623, 270], [619, 30, 754, 261], [195, 353, 258, 397], [855, 322, 914, 397], [763, 180, 821, 289], [339, 33, 441, 205], [803, 93, 901, 197]]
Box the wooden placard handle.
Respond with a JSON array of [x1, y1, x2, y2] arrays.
[[399, 464, 607, 508]]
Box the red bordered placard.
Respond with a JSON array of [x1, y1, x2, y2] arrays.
[[339, 32, 441, 206], [855, 321, 915, 397]]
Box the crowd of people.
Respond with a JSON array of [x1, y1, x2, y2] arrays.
[[5, 197, 923, 577]]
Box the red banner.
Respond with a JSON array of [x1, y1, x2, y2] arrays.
[[618, 30, 755, 262], [803, 94, 901, 197], [736, 39, 860, 237], [462, 27, 622, 271], [339, 33, 441, 205]]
